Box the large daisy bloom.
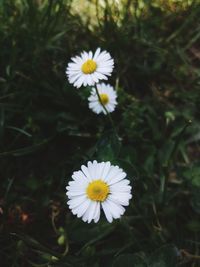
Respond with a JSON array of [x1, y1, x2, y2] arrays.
[[66, 48, 114, 88], [66, 161, 132, 223], [88, 83, 117, 114]]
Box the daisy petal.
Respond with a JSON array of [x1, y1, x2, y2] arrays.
[[88, 83, 117, 115], [66, 161, 132, 223], [102, 200, 113, 223], [66, 48, 114, 88]]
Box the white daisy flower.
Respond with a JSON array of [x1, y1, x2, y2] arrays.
[[66, 161, 132, 223], [88, 83, 117, 114], [66, 48, 114, 88]]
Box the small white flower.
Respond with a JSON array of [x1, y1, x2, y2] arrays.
[[66, 161, 132, 223], [88, 83, 117, 114], [66, 48, 114, 88]]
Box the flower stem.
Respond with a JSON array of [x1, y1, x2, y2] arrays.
[[94, 85, 118, 137]]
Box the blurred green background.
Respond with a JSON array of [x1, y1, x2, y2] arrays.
[[0, 0, 200, 266]]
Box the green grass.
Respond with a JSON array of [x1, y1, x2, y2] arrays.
[[0, 0, 200, 266]]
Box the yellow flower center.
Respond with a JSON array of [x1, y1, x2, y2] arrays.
[[86, 180, 109, 202], [81, 59, 97, 74], [99, 93, 109, 105]]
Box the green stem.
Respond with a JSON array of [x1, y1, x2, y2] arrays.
[[94, 86, 118, 137]]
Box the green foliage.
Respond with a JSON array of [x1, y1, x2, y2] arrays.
[[113, 245, 178, 267], [0, 0, 200, 266]]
